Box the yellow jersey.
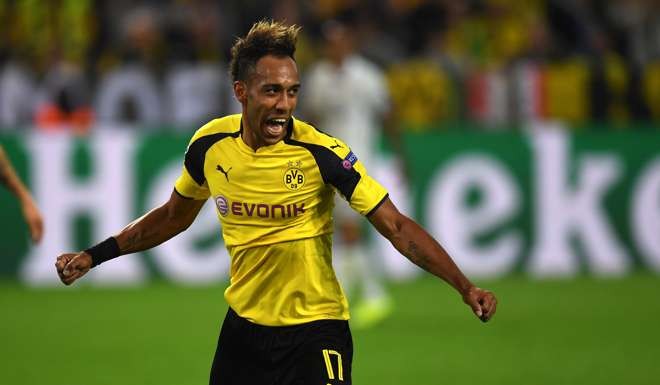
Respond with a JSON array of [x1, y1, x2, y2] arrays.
[[175, 114, 388, 326]]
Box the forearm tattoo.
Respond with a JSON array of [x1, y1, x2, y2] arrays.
[[123, 223, 167, 253], [406, 240, 431, 270], [124, 232, 142, 251]]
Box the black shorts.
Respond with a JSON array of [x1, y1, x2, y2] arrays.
[[209, 308, 353, 385]]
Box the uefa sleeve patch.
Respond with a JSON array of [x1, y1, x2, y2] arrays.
[[341, 151, 358, 170]]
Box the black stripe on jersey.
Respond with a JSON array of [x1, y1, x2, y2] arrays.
[[285, 138, 362, 200], [173, 187, 193, 200], [184, 131, 240, 186]]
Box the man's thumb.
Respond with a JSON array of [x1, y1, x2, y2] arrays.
[[466, 296, 483, 317]]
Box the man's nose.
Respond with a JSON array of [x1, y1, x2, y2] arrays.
[[276, 93, 292, 111]]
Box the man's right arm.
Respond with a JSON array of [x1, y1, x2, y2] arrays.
[[115, 189, 205, 254], [55, 189, 206, 285]]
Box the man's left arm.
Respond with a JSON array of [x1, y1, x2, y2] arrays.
[[368, 197, 497, 322]]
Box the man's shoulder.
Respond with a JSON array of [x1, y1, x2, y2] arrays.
[[291, 118, 332, 146], [190, 114, 241, 143], [290, 118, 351, 159]]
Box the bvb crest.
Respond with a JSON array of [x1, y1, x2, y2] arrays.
[[284, 160, 305, 191]]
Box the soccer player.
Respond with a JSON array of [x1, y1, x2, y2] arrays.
[[0, 144, 43, 243], [55, 21, 497, 385]]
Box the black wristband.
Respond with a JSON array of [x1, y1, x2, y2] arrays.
[[85, 237, 120, 267]]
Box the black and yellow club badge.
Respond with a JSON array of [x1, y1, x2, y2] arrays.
[[284, 160, 305, 191]]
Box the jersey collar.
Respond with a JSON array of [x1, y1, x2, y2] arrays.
[[236, 116, 295, 154]]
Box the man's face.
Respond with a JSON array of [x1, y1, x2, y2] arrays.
[[235, 55, 300, 148]]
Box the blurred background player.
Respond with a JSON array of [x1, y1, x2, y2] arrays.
[[303, 18, 394, 329], [0, 144, 43, 243]]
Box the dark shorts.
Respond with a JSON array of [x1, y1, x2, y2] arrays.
[[209, 308, 353, 385]]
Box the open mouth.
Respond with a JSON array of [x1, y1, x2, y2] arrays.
[[264, 117, 288, 137]]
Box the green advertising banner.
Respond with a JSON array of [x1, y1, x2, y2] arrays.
[[1, 124, 659, 284], [402, 126, 660, 276]]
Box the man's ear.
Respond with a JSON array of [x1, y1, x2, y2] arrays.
[[233, 81, 247, 104]]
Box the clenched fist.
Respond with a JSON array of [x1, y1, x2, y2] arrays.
[[55, 252, 92, 285], [463, 286, 498, 322]]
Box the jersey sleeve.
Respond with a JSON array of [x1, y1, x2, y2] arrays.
[[174, 132, 212, 200], [174, 166, 210, 200], [347, 156, 388, 216], [316, 136, 388, 216]]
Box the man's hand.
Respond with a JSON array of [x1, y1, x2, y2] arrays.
[[55, 252, 92, 285], [463, 287, 498, 322], [21, 198, 43, 244]]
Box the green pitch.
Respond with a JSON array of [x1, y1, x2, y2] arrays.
[[1, 274, 659, 385]]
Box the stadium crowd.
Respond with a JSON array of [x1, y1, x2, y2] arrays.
[[1, 0, 659, 132]]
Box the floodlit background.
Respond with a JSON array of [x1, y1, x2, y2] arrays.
[[1, 1, 659, 384]]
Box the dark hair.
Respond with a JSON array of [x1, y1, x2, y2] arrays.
[[229, 20, 300, 82]]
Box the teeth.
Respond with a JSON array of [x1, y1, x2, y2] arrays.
[[270, 118, 286, 124]]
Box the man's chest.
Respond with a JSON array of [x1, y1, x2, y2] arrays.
[[203, 145, 325, 221]]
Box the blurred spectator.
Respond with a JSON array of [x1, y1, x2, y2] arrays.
[[643, 61, 660, 120], [95, 64, 162, 126], [0, 57, 36, 129], [2, 0, 95, 130], [605, 0, 660, 67], [387, 59, 460, 127], [163, 2, 236, 129], [353, 5, 407, 67], [95, 6, 163, 126], [272, 0, 324, 74], [34, 60, 94, 132]]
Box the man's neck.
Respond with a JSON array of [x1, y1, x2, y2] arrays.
[[240, 118, 260, 151]]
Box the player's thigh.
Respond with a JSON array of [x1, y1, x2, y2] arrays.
[[210, 310, 271, 385]]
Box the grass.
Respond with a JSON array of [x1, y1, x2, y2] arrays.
[[1, 274, 659, 385]]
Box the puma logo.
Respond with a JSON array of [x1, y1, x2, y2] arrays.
[[217, 165, 232, 181], [330, 141, 343, 149]]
